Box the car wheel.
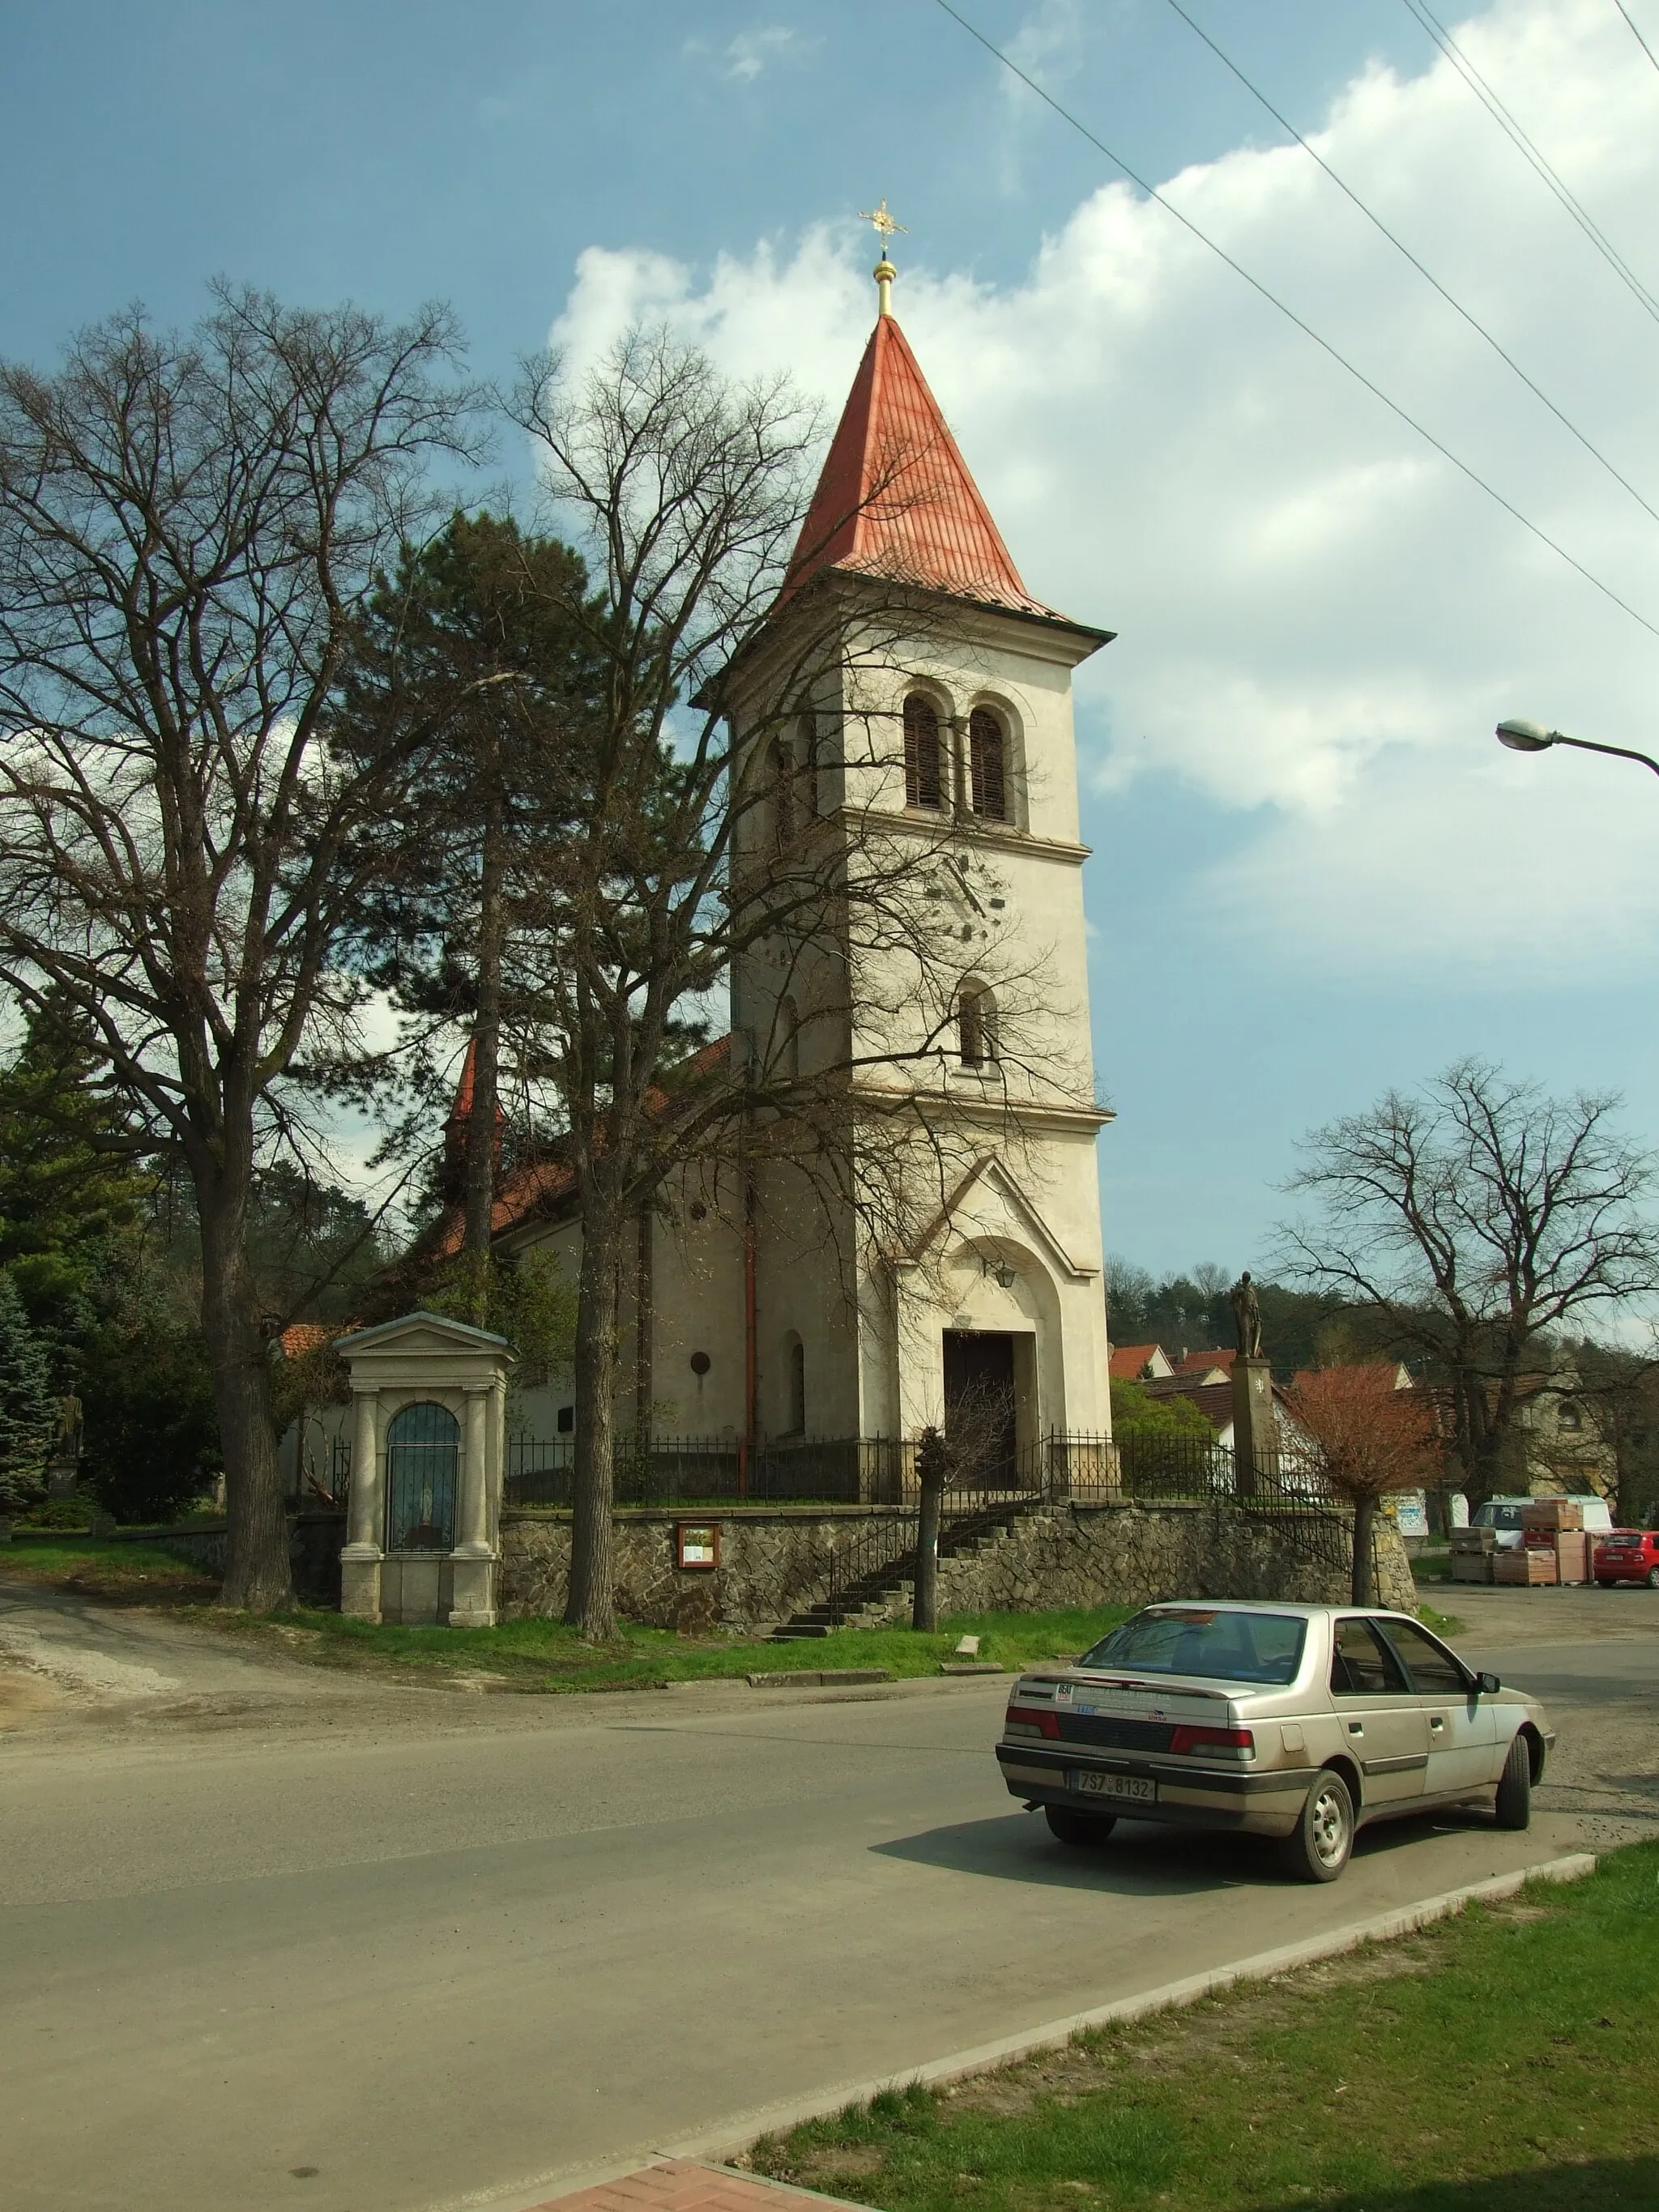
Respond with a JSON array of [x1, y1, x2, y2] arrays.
[[1282, 1771, 1354, 1883], [1044, 1805, 1117, 1846], [1495, 1734, 1532, 1830], [1647, 1566, 1659, 1589], [1596, 1579, 1614, 1588]]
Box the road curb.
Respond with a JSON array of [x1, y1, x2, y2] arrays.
[[657, 1850, 1597, 2167]]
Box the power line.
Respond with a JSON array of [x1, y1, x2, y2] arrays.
[[1613, 0, 1659, 79], [1163, 0, 1659, 531], [1401, 0, 1659, 325], [929, 0, 1659, 646]]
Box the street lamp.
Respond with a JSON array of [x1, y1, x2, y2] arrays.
[[1495, 717, 1659, 778]]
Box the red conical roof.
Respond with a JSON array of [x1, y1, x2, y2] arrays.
[[783, 313, 1065, 622]]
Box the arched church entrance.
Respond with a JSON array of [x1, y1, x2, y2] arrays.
[[942, 1329, 1022, 1486]]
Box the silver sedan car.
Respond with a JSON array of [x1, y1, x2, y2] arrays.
[[996, 1600, 1553, 1882]]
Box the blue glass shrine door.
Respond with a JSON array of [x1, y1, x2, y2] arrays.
[[385, 1400, 459, 1552]]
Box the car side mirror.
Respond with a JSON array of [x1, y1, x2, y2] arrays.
[[1473, 1671, 1501, 1696]]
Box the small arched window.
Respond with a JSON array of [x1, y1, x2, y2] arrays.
[[958, 982, 997, 1068], [903, 693, 942, 810], [786, 1334, 807, 1435], [968, 706, 1007, 821], [1557, 1400, 1583, 1433], [772, 738, 796, 847], [797, 711, 819, 817], [778, 995, 800, 1084]]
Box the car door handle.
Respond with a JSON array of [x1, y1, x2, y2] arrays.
[[1347, 1721, 1363, 1736], [1430, 1716, 1445, 1731]]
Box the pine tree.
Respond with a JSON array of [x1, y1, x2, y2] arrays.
[[0, 1268, 54, 1513]]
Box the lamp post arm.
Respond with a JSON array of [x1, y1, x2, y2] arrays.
[[1550, 732, 1659, 778]]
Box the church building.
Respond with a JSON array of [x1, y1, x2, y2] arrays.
[[471, 246, 1115, 1485]]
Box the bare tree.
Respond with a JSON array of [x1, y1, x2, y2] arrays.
[[1283, 1366, 1440, 1603], [0, 288, 483, 1608], [1279, 1062, 1659, 1507], [509, 327, 1085, 1639]]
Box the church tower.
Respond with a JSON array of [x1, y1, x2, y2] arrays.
[[727, 233, 1115, 1464]]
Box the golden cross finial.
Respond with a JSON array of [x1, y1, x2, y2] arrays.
[[859, 200, 906, 315], [858, 198, 907, 247]]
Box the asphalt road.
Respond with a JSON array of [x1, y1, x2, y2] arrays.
[[1, 1579, 1654, 2212]]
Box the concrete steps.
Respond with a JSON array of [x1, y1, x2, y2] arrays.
[[768, 1502, 1034, 1641]]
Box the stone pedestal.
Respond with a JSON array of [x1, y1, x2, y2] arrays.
[[1231, 1356, 1277, 1498], [339, 1548, 385, 1622]]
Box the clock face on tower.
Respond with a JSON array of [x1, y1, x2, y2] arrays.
[[932, 849, 1014, 949]]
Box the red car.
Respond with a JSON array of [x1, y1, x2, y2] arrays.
[[1593, 1532, 1659, 1588]]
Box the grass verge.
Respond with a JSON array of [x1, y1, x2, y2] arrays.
[[193, 1603, 1136, 1692], [0, 1539, 219, 1605], [747, 1843, 1657, 2212]]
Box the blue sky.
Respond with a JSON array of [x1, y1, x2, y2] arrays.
[[7, 1, 1659, 1286]]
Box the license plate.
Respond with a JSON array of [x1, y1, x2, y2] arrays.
[[1073, 1771, 1157, 1805]]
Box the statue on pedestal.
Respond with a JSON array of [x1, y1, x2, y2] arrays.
[[1228, 1272, 1264, 1361], [45, 1387, 85, 1498]]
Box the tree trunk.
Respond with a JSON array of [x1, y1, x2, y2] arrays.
[[1350, 1491, 1378, 1608], [462, 803, 505, 1304], [199, 1184, 293, 1612], [566, 1197, 620, 1639]]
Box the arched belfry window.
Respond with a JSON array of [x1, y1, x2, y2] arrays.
[[778, 995, 800, 1084], [385, 1401, 458, 1552], [968, 706, 1007, 821], [903, 693, 942, 811], [958, 981, 997, 1068]]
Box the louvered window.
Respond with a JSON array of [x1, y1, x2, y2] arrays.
[[903, 694, 942, 809], [969, 706, 1007, 820], [958, 982, 996, 1067]]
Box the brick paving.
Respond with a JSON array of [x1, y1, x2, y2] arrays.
[[530, 2158, 867, 2210]]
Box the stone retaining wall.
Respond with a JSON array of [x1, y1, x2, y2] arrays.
[[501, 1507, 900, 1634], [932, 1502, 1416, 1621], [499, 1501, 1415, 1631]]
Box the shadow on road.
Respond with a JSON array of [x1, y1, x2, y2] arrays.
[[1255, 2157, 1657, 2210], [872, 1803, 1507, 1893]]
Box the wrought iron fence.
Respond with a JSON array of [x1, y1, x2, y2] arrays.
[[502, 1434, 913, 1509]]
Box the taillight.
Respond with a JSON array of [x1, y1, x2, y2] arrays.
[[1004, 1706, 1061, 1740], [1169, 1724, 1255, 1756]]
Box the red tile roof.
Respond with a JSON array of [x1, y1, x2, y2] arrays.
[[1142, 1378, 1237, 1434], [1178, 1348, 1235, 1375], [1109, 1343, 1166, 1380], [447, 1037, 505, 1130], [783, 313, 1072, 623], [277, 1323, 334, 1360], [421, 1035, 736, 1262]]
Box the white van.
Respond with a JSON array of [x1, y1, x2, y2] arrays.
[[1471, 1495, 1613, 1550]]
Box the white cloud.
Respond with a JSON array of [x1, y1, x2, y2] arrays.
[[684, 23, 815, 84], [555, 0, 1659, 984]]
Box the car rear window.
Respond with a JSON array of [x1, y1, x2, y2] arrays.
[[1079, 1609, 1306, 1685]]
